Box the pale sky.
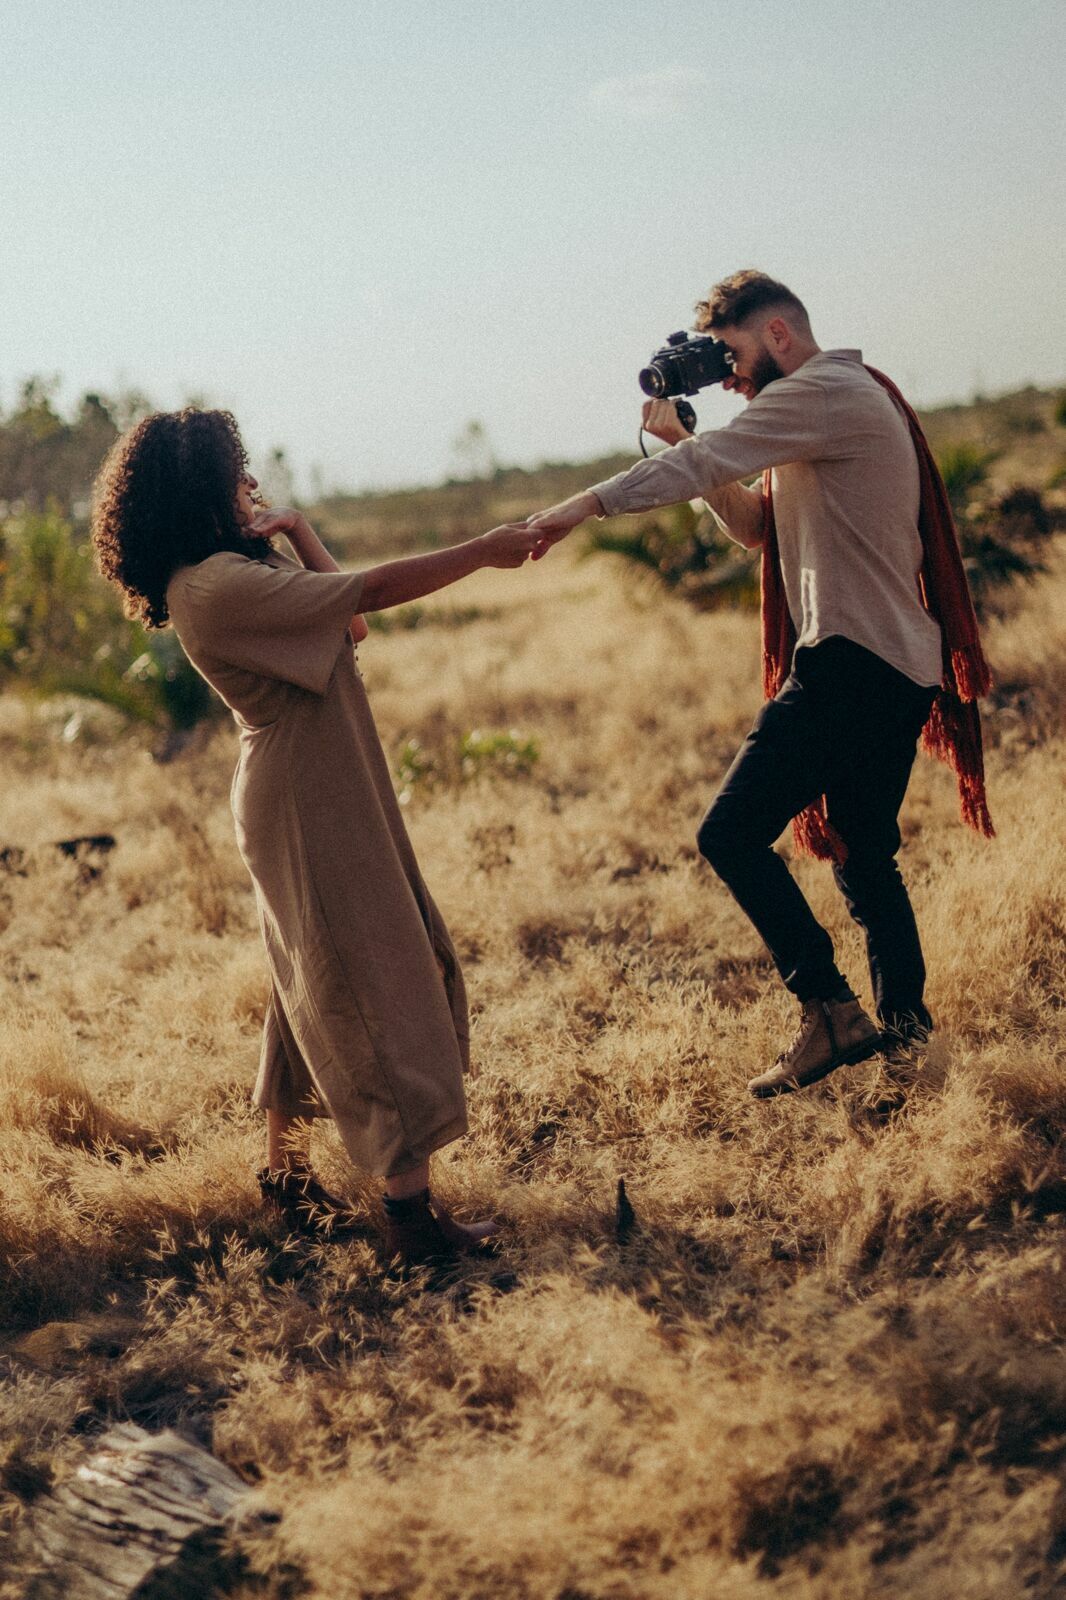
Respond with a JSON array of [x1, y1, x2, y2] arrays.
[[1, 0, 1063, 492]]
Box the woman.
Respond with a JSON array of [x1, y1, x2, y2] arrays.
[[92, 408, 538, 1265]]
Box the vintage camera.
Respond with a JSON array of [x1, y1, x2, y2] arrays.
[[639, 330, 734, 400]]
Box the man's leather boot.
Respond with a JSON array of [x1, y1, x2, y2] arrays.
[[748, 995, 882, 1098]]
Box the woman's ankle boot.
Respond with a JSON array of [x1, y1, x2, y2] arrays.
[[382, 1189, 499, 1265], [257, 1165, 358, 1237]]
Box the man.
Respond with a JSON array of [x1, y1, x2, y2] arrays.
[[528, 269, 991, 1098]]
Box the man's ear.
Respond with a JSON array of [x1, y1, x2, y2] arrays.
[[765, 316, 791, 353]]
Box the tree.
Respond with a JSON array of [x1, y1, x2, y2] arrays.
[[258, 446, 296, 507], [450, 419, 495, 481]]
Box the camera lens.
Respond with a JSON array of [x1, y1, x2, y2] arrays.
[[638, 365, 666, 398]]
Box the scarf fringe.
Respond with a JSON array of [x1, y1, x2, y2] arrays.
[[791, 803, 848, 864], [921, 688, 996, 838], [946, 642, 993, 705]]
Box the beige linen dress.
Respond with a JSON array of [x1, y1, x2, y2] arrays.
[[166, 547, 469, 1177]]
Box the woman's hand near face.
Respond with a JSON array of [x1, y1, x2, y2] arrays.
[[247, 506, 307, 542]]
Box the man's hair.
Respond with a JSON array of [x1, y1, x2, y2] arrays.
[[694, 270, 811, 334]]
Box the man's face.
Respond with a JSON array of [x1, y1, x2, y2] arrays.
[[717, 323, 784, 401]]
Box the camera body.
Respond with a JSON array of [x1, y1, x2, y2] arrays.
[[638, 331, 733, 400]]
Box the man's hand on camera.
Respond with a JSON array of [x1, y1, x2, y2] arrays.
[[641, 398, 694, 445], [527, 490, 603, 560]]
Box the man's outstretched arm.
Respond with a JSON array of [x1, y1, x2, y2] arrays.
[[528, 374, 828, 554]]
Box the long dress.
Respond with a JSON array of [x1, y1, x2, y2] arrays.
[[165, 547, 469, 1177]]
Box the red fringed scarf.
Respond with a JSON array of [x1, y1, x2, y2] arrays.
[[760, 364, 995, 862]]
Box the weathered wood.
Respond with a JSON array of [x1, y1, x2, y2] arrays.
[[20, 1423, 274, 1600], [0, 835, 116, 877]]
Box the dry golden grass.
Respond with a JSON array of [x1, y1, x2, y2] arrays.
[[2, 535, 1066, 1598]]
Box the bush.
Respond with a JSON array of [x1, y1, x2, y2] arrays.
[[0, 380, 120, 515], [0, 510, 218, 733], [584, 499, 759, 612], [957, 485, 1060, 620], [936, 442, 997, 513]]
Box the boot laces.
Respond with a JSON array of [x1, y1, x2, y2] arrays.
[[779, 1000, 825, 1066]]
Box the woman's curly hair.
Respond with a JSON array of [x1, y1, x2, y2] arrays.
[[92, 408, 268, 628]]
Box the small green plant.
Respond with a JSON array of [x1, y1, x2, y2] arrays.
[[459, 728, 539, 780], [395, 738, 437, 802], [123, 632, 217, 730], [395, 727, 539, 802], [1054, 392, 1066, 429]]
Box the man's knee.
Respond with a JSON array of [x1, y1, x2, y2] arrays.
[[697, 804, 745, 878], [833, 847, 904, 907]]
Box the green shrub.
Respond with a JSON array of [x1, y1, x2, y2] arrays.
[[395, 737, 436, 801], [1053, 392, 1066, 428], [0, 510, 218, 733], [935, 442, 997, 512], [957, 484, 1060, 620], [123, 632, 217, 730], [584, 499, 759, 612]]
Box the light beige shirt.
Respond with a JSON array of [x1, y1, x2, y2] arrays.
[[591, 349, 943, 687]]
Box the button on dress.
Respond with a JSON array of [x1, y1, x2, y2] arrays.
[[166, 548, 469, 1177]]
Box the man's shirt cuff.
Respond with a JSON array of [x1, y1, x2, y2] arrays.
[[588, 476, 628, 517]]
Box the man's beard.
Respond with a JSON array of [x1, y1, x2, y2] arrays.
[[750, 349, 785, 393]]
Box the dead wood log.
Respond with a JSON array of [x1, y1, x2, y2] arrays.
[[0, 835, 116, 882], [20, 1423, 275, 1600]]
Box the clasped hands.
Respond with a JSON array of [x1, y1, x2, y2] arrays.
[[523, 393, 704, 559]]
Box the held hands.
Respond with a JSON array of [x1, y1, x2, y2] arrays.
[[526, 490, 602, 560], [478, 522, 544, 569]]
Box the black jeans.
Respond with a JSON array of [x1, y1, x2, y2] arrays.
[[697, 636, 938, 1041]]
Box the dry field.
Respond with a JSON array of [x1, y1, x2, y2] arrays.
[[2, 524, 1066, 1598]]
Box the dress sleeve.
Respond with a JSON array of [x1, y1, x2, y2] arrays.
[[185, 553, 366, 694]]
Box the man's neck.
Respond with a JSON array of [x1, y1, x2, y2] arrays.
[[779, 340, 822, 377]]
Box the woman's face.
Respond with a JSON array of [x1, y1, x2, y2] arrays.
[[235, 471, 259, 526]]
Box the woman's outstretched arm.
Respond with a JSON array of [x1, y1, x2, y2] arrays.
[[247, 507, 539, 615]]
